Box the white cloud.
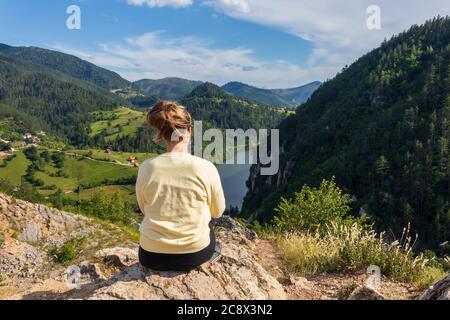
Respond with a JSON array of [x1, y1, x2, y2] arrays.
[[204, 0, 450, 73], [51, 31, 331, 88], [53, 1, 450, 88], [204, 0, 250, 14], [127, 0, 193, 8]]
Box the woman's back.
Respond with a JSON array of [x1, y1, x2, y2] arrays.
[[136, 152, 225, 254]]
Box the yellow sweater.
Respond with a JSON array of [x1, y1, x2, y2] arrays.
[[136, 152, 226, 254]]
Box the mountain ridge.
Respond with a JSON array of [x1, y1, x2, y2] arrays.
[[0, 44, 130, 90], [132, 77, 203, 101], [222, 81, 321, 108]]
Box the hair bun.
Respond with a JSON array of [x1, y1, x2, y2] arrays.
[[146, 100, 192, 142]]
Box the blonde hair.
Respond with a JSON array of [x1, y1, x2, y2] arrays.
[[146, 100, 192, 143]]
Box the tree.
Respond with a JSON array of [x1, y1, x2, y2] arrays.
[[273, 178, 358, 234]]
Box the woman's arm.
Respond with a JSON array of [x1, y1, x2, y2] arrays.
[[135, 162, 147, 215]]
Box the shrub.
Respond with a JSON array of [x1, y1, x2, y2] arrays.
[[273, 178, 364, 234], [78, 192, 128, 224], [49, 236, 87, 265], [0, 178, 14, 194]]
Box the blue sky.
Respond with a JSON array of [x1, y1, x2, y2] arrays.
[[0, 0, 449, 87]]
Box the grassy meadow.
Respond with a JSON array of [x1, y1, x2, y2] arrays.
[[0, 151, 30, 185], [89, 107, 146, 141], [0, 148, 156, 203]]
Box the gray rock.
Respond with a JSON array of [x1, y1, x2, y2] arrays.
[[95, 247, 138, 268], [419, 274, 450, 300], [212, 215, 257, 240], [1, 194, 286, 300], [80, 261, 108, 280], [348, 286, 385, 300], [85, 242, 286, 300]]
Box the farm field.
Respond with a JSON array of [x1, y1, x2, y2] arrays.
[[89, 107, 146, 141], [34, 154, 138, 193], [64, 184, 137, 203], [0, 148, 142, 194]]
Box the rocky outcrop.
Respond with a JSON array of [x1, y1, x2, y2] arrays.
[[81, 241, 286, 300], [0, 193, 286, 300], [419, 274, 450, 300], [0, 193, 135, 279]]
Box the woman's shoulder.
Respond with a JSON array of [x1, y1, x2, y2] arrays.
[[189, 154, 217, 170], [139, 157, 158, 170]]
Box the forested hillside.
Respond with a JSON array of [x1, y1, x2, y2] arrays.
[[0, 54, 120, 145], [0, 44, 130, 89], [242, 17, 450, 252], [182, 83, 288, 130]]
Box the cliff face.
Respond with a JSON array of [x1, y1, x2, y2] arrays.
[[242, 139, 295, 222], [0, 194, 286, 300]]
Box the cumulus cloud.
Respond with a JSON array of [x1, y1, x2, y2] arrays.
[[204, 0, 450, 71], [51, 31, 331, 88], [54, 1, 450, 87], [204, 0, 250, 14], [127, 0, 193, 8]]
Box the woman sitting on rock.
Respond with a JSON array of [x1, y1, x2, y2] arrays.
[[136, 100, 226, 271]]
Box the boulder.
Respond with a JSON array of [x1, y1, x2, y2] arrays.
[[95, 247, 138, 268], [1, 193, 286, 300], [84, 242, 286, 300], [348, 286, 385, 300], [419, 274, 450, 300], [212, 215, 257, 240]]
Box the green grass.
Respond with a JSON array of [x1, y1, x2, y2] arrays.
[[0, 151, 30, 185], [33, 154, 138, 193], [65, 184, 136, 203], [89, 107, 146, 141]]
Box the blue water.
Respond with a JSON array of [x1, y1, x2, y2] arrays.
[[217, 150, 252, 210]]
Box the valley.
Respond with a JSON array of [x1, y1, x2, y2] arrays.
[[1, 16, 450, 299]]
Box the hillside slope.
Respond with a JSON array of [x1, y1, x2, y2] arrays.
[[133, 77, 202, 101], [3, 194, 443, 300], [0, 44, 130, 89], [0, 194, 448, 300], [0, 51, 121, 145], [0, 193, 286, 300], [182, 83, 288, 130], [242, 17, 450, 251]]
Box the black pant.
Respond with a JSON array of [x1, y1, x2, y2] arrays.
[[139, 230, 216, 272]]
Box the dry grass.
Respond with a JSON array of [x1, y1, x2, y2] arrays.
[[272, 222, 446, 288]]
